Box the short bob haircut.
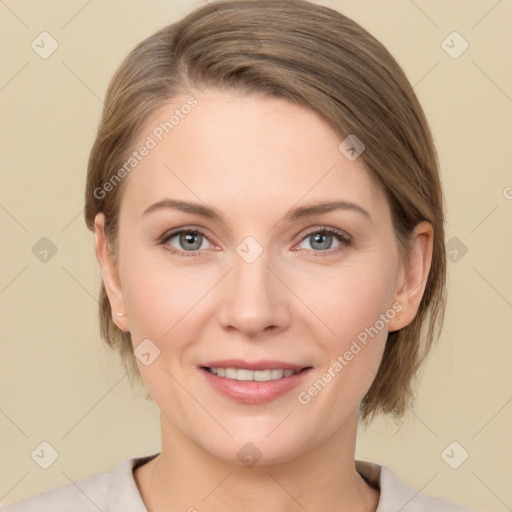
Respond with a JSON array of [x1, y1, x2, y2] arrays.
[[84, 0, 446, 425]]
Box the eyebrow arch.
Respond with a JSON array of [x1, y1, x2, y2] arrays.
[[283, 200, 372, 223], [142, 198, 373, 224]]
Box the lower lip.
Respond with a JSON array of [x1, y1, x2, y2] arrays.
[[201, 367, 313, 404]]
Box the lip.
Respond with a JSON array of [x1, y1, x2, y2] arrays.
[[200, 359, 313, 405], [202, 359, 306, 371]]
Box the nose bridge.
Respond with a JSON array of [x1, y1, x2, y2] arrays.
[[216, 238, 290, 335]]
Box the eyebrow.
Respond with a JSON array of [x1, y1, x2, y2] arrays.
[[142, 198, 373, 224]]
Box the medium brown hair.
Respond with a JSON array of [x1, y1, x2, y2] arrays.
[[84, 0, 447, 424]]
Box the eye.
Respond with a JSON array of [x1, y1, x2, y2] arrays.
[[159, 226, 352, 258], [295, 227, 352, 255], [161, 229, 214, 257]]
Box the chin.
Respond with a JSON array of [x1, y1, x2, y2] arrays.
[[192, 418, 324, 468], [218, 437, 308, 468]]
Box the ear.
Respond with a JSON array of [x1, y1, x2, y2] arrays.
[[94, 213, 129, 332], [387, 221, 434, 332]]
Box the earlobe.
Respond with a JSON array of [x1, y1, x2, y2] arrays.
[[94, 213, 129, 332], [387, 221, 434, 332]]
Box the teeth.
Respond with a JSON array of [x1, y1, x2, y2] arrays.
[[225, 368, 237, 379], [208, 367, 301, 381], [255, 370, 272, 381], [271, 369, 283, 379]]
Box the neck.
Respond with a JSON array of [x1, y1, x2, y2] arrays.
[[135, 409, 378, 512]]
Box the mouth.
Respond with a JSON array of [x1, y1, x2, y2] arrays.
[[199, 360, 313, 404], [203, 367, 304, 381]]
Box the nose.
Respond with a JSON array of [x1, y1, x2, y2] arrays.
[[216, 248, 291, 338]]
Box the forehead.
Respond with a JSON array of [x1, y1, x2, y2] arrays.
[[119, 89, 389, 223]]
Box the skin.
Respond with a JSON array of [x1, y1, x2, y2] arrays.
[[94, 88, 433, 512]]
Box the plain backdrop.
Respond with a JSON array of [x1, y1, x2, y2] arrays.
[[1, 1, 511, 510]]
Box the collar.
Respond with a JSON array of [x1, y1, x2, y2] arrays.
[[108, 454, 472, 512], [108, 453, 158, 511]]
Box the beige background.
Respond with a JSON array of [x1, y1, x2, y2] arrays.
[[1, 0, 511, 510]]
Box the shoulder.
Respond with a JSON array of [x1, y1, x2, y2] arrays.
[[0, 454, 158, 512], [0, 471, 109, 512], [356, 460, 477, 512]]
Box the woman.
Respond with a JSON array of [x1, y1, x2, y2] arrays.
[[2, 0, 476, 510]]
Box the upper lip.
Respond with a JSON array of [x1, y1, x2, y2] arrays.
[[202, 359, 310, 371]]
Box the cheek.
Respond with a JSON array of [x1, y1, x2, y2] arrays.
[[295, 255, 398, 345], [293, 256, 396, 402], [120, 251, 218, 398], [120, 241, 208, 335]]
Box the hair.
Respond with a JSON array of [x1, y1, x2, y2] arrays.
[[84, 0, 447, 425]]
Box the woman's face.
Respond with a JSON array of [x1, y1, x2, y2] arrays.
[[96, 89, 418, 464]]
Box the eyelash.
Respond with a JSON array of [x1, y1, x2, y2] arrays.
[[158, 226, 353, 258]]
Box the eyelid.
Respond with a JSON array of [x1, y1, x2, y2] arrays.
[[159, 225, 353, 257], [159, 226, 217, 255], [298, 225, 352, 243], [292, 226, 352, 255]]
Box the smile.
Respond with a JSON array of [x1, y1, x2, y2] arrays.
[[200, 362, 313, 404], [205, 367, 302, 381]]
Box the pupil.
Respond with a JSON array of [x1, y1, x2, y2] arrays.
[[182, 232, 201, 250], [312, 233, 331, 250]]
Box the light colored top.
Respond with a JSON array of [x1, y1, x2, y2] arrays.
[[1, 453, 476, 511]]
